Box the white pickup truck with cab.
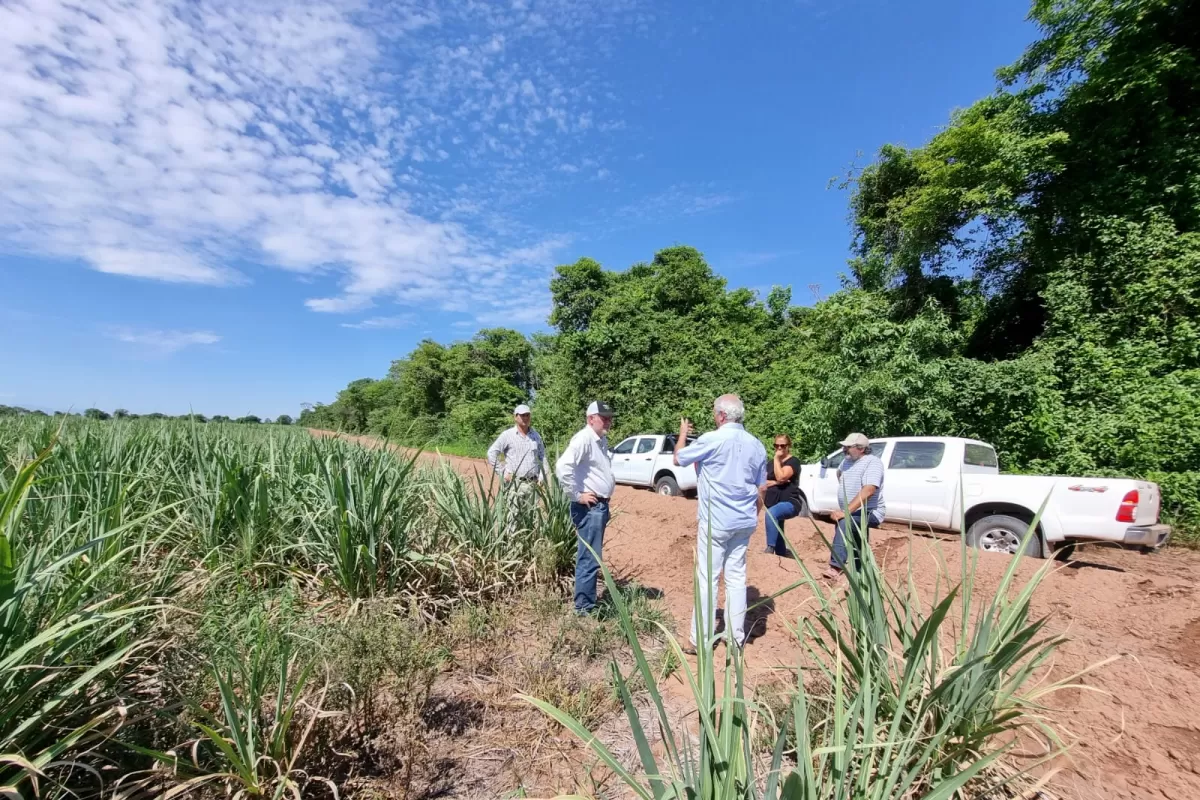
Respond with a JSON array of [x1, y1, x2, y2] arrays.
[[796, 436, 1171, 558], [609, 433, 698, 497]]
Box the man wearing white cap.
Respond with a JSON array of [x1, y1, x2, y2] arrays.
[[555, 401, 615, 614], [822, 432, 886, 580], [487, 404, 549, 484], [487, 405, 550, 530]]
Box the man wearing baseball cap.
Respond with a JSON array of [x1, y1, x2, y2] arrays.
[[555, 401, 615, 614], [823, 432, 886, 580], [486, 404, 550, 532], [486, 403, 550, 485]]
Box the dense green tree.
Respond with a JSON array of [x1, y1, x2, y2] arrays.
[[84, 408, 110, 421], [276, 414, 294, 426], [303, 0, 1199, 532], [236, 415, 262, 425]]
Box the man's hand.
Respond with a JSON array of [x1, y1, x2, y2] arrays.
[[830, 509, 845, 522], [578, 491, 598, 507], [679, 417, 694, 439]]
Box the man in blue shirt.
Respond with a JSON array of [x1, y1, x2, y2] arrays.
[[674, 394, 768, 654]]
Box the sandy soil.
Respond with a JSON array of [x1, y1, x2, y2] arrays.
[[314, 433, 1200, 799]]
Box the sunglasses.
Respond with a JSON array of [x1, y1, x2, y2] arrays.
[[774, 443, 789, 449]]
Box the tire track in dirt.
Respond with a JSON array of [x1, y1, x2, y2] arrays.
[[315, 431, 1200, 799]]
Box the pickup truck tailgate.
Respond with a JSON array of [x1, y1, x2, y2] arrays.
[[1133, 480, 1163, 527], [1057, 478, 1162, 532]]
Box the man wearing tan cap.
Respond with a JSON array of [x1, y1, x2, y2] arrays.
[[822, 432, 886, 580]]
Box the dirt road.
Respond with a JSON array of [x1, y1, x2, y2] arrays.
[[318, 433, 1200, 799]]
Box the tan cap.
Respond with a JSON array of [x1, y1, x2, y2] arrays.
[[839, 432, 869, 448]]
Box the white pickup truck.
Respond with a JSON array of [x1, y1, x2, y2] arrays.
[[609, 433, 698, 497], [796, 436, 1171, 558]]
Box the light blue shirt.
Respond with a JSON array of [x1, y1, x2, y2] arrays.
[[676, 423, 768, 531]]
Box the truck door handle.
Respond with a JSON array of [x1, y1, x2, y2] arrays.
[[926, 478, 943, 483]]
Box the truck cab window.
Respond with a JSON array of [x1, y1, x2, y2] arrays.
[[888, 441, 946, 469]]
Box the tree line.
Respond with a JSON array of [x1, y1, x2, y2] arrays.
[[305, 0, 1198, 536], [0, 406, 293, 425]]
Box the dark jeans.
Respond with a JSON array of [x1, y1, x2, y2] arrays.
[[830, 511, 881, 572], [764, 501, 799, 553], [570, 499, 610, 612]]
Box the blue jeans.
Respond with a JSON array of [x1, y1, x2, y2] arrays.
[[764, 501, 798, 553], [570, 499, 610, 612], [830, 511, 881, 572]]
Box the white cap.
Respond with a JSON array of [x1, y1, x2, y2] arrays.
[[839, 432, 869, 448], [513, 404, 531, 415]]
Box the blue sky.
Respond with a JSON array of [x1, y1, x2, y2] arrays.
[[0, 0, 1035, 418]]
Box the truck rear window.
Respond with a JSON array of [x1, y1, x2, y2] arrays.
[[889, 441, 945, 469], [964, 444, 998, 468]]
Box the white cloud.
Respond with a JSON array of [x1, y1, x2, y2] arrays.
[[610, 184, 738, 225], [104, 326, 221, 356], [341, 315, 414, 329], [0, 0, 638, 322]]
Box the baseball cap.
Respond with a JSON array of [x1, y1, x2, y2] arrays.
[[839, 432, 870, 448], [586, 400, 614, 417], [513, 404, 531, 415]]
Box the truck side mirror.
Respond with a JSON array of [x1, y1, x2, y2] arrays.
[[819, 457, 829, 469]]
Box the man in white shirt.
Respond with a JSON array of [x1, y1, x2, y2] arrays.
[[673, 394, 767, 653], [555, 401, 616, 614]]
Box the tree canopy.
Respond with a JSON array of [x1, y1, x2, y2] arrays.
[[304, 0, 1199, 534]]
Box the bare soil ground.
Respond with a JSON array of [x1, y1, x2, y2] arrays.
[[316, 433, 1200, 799]]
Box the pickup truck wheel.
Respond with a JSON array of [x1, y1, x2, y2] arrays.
[[655, 476, 681, 497], [966, 514, 1045, 558]]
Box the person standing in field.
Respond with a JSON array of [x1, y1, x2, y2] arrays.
[[762, 434, 802, 557], [822, 432, 886, 580], [555, 401, 616, 615], [486, 404, 550, 526], [673, 394, 767, 654]]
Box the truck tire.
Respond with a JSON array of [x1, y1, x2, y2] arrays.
[[655, 475, 681, 497], [966, 514, 1046, 558]]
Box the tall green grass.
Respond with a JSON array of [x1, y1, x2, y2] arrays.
[[524, 512, 1093, 799], [0, 417, 576, 798]]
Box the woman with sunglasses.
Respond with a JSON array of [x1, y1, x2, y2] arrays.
[[763, 435, 802, 556]]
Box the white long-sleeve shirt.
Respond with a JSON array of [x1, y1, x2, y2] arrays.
[[555, 426, 616, 502]]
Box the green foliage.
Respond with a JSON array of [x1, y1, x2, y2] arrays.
[[0, 415, 580, 797], [300, 328, 537, 451], [524, 519, 1080, 799], [305, 0, 1198, 536]]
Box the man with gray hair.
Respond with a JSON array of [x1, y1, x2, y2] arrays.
[[673, 394, 768, 654]]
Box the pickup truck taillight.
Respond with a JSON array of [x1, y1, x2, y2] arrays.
[[1116, 490, 1139, 523]]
